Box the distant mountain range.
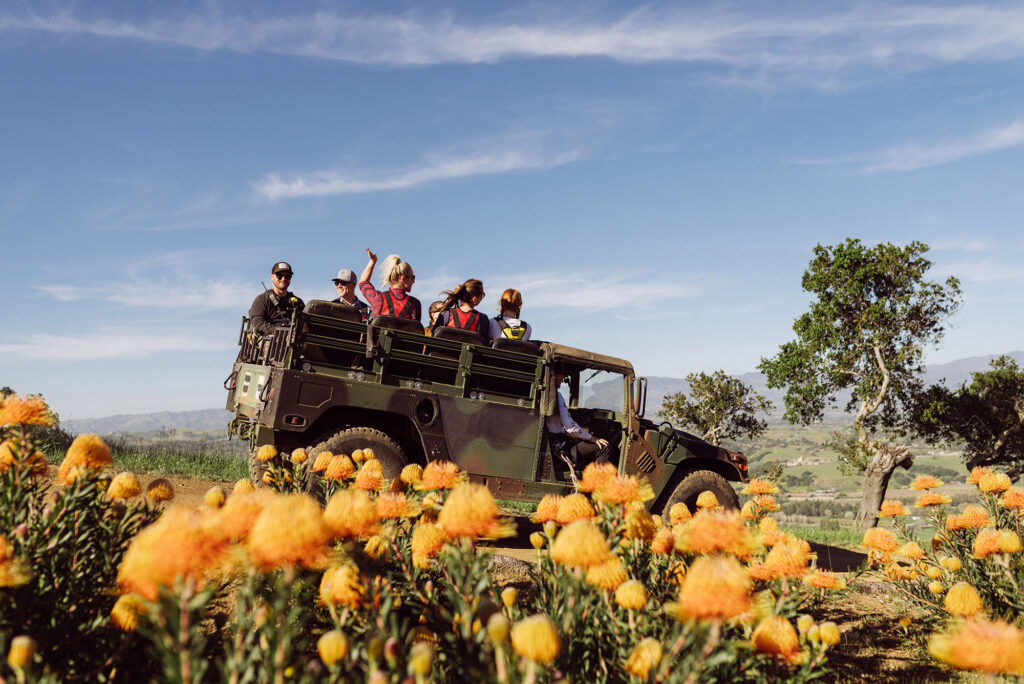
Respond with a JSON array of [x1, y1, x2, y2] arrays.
[[585, 351, 1024, 421], [63, 351, 1024, 434]]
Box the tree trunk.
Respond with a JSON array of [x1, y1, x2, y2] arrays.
[[856, 443, 914, 529]]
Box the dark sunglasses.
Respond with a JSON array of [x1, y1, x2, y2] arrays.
[[274, 272, 292, 279]]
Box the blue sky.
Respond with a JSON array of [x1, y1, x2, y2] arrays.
[[3, 1, 1024, 419]]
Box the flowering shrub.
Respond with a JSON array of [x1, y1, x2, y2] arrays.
[[1, 394, 843, 682], [0, 394, 158, 680], [874, 467, 1024, 677]]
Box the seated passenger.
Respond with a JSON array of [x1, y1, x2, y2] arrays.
[[359, 248, 422, 322], [249, 261, 305, 335], [430, 279, 489, 340], [547, 367, 610, 480], [489, 288, 532, 341], [331, 268, 370, 320], [424, 300, 445, 336]]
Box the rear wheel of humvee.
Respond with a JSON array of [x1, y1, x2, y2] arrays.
[[306, 427, 407, 494], [660, 469, 740, 516]]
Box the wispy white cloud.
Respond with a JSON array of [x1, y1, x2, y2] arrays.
[[255, 146, 579, 201], [796, 120, 1024, 172], [33, 250, 257, 310], [937, 259, 1024, 283], [0, 328, 231, 360], [509, 272, 699, 310], [930, 237, 999, 252], [7, 5, 1024, 86]]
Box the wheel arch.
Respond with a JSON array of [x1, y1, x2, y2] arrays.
[[299, 405, 427, 466], [654, 458, 744, 512]]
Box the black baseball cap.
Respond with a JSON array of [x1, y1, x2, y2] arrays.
[[272, 261, 293, 275]]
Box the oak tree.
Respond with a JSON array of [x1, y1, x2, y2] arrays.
[[759, 239, 961, 528], [658, 370, 773, 446], [915, 355, 1024, 478]]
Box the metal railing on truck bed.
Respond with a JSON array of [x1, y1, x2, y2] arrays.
[[235, 305, 546, 408]]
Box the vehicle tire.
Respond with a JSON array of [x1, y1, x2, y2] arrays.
[[306, 427, 407, 494], [248, 444, 268, 485], [660, 469, 740, 516]]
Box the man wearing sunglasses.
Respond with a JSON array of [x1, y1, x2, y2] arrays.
[[248, 261, 305, 335]]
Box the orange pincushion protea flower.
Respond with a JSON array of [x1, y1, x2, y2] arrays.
[[804, 569, 846, 590], [64, 433, 113, 470], [741, 501, 756, 519], [1003, 487, 1024, 510], [669, 503, 691, 524], [753, 495, 779, 512], [960, 504, 993, 529], [897, 542, 925, 560], [969, 466, 993, 484], [353, 459, 384, 490], [319, 563, 365, 608], [375, 492, 420, 519], [668, 555, 751, 622], [862, 527, 899, 553], [323, 489, 378, 539], [752, 616, 804, 664], [623, 508, 657, 543], [760, 536, 812, 579], [110, 593, 145, 632], [929, 618, 1024, 675], [203, 486, 226, 509], [585, 556, 629, 590], [145, 478, 175, 502], [555, 493, 596, 524], [916, 491, 952, 507], [247, 493, 332, 571], [696, 491, 719, 509], [325, 455, 355, 480], [106, 472, 142, 500], [437, 483, 515, 540], [511, 615, 561, 664], [743, 479, 779, 495], [945, 582, 985, 617], [417, 460, 463, 490], [650, 526, 674, 555], [625, 638, 662, 679], [363, 535, 389, 559], [411, 522, 447, 568], [578, 461, 617, 493], [532, 494, 563, 523], [594, 475, 655, 505], [979, 472, 1012, 494], [233, 479, 255, 494], [974, 529, 1003, 558], [999, 531, 1023, 553], [400, 463, 424, 486], [311, 451, 333, 473], [551, 520, 612, 569], [117, 505, 230, 600], [615, 579, 648, 610], [0, 394, 55, 427], [255, 445, 277, 462], [912, 475, 944, 490], [759, 517, 785, 547], [878, 500, 908, 517], [217, 489, 273, 539], [674, 509, 757, 558]]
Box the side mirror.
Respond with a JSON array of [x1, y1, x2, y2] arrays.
[[633, 377, 648, 418]]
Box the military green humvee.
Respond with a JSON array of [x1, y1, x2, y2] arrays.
[[225, 300, 748, 514]]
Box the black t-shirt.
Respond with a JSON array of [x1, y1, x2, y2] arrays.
[[248, 289, 305, 335]]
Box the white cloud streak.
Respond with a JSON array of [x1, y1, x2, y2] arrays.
[[796, 120, 1024, 172], [937, 259, 1024, 283], [0, 328, 232, 360], [256, 148, 579, 201], [6, 5, 1024, 86], [511, 272, 699, 310]]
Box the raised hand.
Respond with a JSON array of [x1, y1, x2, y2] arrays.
[[365, 247, 378, 263]]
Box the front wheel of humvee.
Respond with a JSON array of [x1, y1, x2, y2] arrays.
[[306, 427, 408, 494], [660, 469, 740, 517]]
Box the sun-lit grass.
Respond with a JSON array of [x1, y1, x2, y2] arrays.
[[783, 524, 865, 549], [110, 442, 248, 481]]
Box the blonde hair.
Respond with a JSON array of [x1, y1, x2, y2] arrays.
[[381, 254, 414, 289]]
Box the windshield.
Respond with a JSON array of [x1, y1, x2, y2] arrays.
[[579, 369, 627, 412]]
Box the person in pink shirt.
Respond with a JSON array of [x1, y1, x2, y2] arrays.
[[358, 248, 422, 322]]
